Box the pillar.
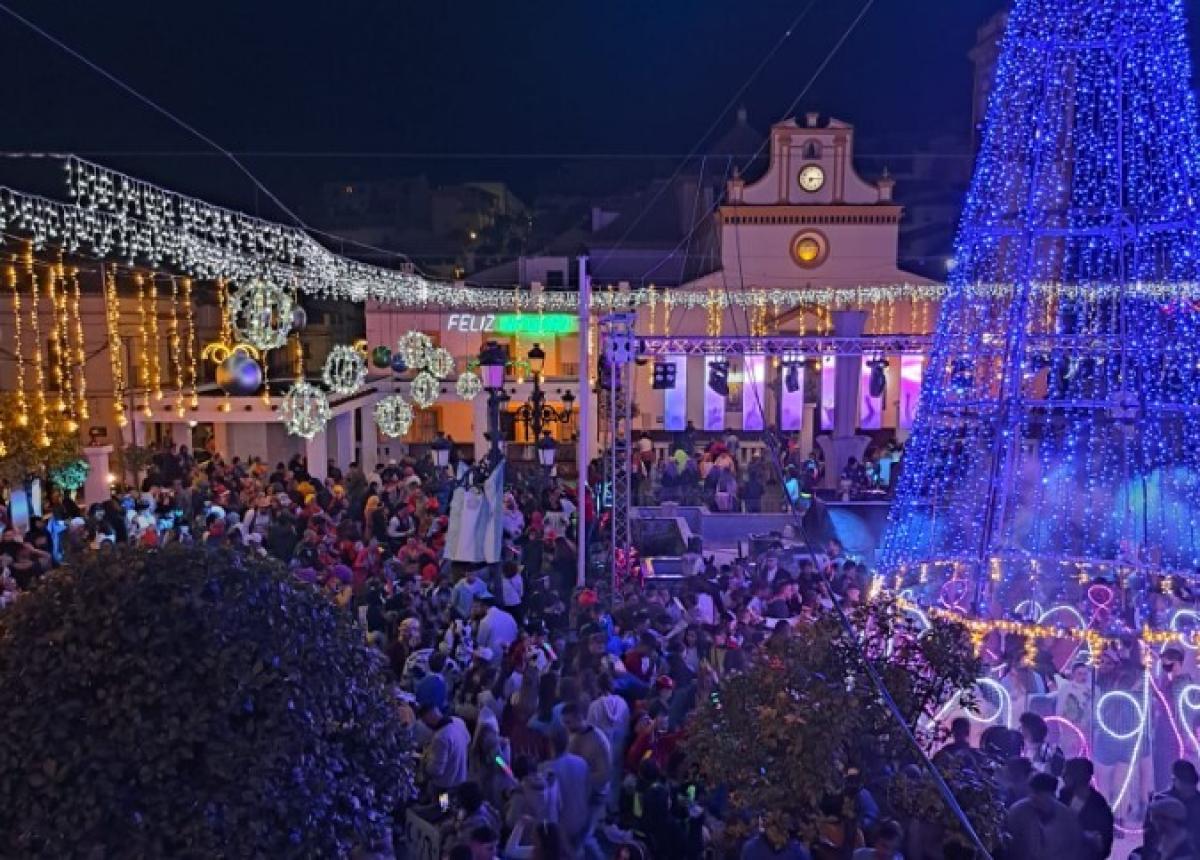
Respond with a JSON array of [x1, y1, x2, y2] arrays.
[[83, 445, 114, 506], [170, 422, 191, 449], [305, 431, 328, 483], [817, 310, 871, 488], [471, 392, 489, 462], [332, 411, 355, 469], [359, 406, 379, 475]]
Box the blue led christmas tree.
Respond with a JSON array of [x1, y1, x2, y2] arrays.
[[881, 0, 1200, 609]]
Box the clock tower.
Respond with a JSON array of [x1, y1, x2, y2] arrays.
[[718, 112, 910, 287]]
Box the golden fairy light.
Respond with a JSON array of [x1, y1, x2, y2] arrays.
[[26, 248, 49, 445], [7, 262, 28, 424], [69, 268, 88, 421], [148, 276, 162, 401], [104, 267, 128, 428], [181, 277, 198, 409], [47, 261, 67, 417], [169, 278, 184, 413]]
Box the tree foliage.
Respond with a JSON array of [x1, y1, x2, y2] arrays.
[[0, 392, 81, 487], [685, 597, 1004, 853], [0, 545, 413, 856]]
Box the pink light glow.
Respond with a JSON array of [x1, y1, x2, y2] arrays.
[[1045, 715, 1090, 759]]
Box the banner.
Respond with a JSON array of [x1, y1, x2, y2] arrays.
[[781, 363, 805, 432], [704, 355, 726, 431], [820, 357, 836, 431], [663, 355, 688, 432], [860, 357, 884, 430], [742, 354, 766, 431], [900, 354, 925, 428]]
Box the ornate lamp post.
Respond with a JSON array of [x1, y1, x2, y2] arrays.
[[513, 343, 576, 440], [477, 340, 508, 470]]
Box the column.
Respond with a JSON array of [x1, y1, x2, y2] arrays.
[[817, 310, 871, 488], [332, 411, 355, 469], [82, 445, 114, 506], [471, 391, 489, 462], [305, 431, 328, 483], [359, 405, 379, 474], [170, 422, 191, 449]]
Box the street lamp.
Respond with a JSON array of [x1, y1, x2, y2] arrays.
[[431, 433, 452, 469], [536, 431, 558, 468], [477, 340, 508, 468], [514, 343, 577, 442]]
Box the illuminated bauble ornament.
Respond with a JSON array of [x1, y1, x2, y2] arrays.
[[290, 305, 307, 332], [280, 381, 331, 439], [228, 279, 295, 351], [321, 345, 367, 395], [410, 371, 440, 409], [374, 395, 414, 438], [427, 346, 456, 379], [215, 353, 263, 396], [455, 370, 482, 401], [389, 353, 408, 374], [371, 345, 392, 369], [397, 330, 433, 370]]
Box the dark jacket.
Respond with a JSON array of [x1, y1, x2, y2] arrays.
[[1058, 785, 1114, 859]]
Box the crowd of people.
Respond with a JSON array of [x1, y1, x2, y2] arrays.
[[632, 425, 900, 512], [0, 437, 1197, 859]]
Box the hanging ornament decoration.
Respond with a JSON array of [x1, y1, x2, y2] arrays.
[[396, 330, 433, 370], [289, 304, 307, 333], [371, 345, 392, 369], [409, 370, 440, 409], [321, 344, 367, 395], [426, 346, 456, 379], [389, 353, 408, 375], [374, 395, 414, 438], [456, 370, 483, 401], [228, 278, 295, 351], [216, 352, 264, 397], [280, 381, 331, 439]]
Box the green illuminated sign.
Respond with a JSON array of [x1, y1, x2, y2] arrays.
[[445, 313, 578, 336], [494, 314, 578, 336]]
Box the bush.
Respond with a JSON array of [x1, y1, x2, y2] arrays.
[[0, 545, 413, 856]]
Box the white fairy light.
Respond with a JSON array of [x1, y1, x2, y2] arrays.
[[228, 278, 294, 351], [455, 370, 482, 401], [321, 344, 367, 395], [374, 394, 414, 438], [426, 346, 456, 379], [409, 371, 440, 409], [397, 331, 433, 370], [280, 381, 330, 439]]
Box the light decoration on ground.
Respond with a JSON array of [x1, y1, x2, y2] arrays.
[[396, 331, 433, 371], [321, 345, 367, 395], [49, 459, 89, 492], [227, 278, 294, 352], [880, 0, 1200, 628], [455, 370, 482, 401], [373, 395, 413, 438], [280, 381, 330, 439], [409, 371, 440, 409], [426, 346, 456, 379]]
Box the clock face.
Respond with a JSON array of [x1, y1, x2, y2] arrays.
[[798, 164, 825, 192]]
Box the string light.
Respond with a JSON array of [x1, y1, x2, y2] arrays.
[[882, 0, 1200, 616], [321, 345, 367, 395], [228, 278, 294, 351], [169, 277, 184, 414], [69, 268, 87, 421], [396, 330, 433, 370], [409, 371, 440, 409], [280, 381, 330, 439], [7, 262, 28, 425], [103, 266, 127, 428], [455, 371, 482, 401], [26, 247, 48, 445], [426, 346, 455, 379], [46, 260, 67, 418], [181, 277, 198, 409], [147, 276, 162, 401], [373, 394, 414, 438]]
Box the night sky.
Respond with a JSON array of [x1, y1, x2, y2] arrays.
[[7, 0, 1184, 220]]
